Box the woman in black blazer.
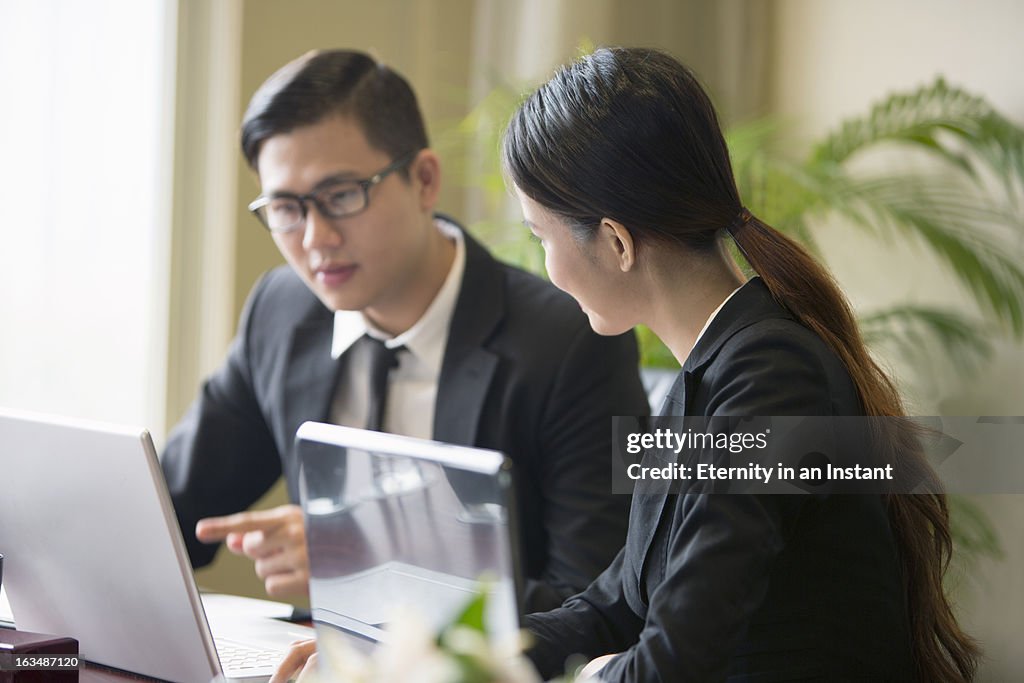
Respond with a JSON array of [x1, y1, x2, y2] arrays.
[[503, 47, 978, 682]]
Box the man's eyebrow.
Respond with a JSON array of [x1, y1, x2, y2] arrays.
[[262, 171, 362, 198], [310, 171, 362, 192]]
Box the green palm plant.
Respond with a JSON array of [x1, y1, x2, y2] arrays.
[[729, 78, 1024, 375], [440, 77, 1024, 566]]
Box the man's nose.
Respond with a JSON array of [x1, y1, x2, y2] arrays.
[[301, 203, 343, 251]]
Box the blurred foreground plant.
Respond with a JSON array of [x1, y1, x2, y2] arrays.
[[303, 591, 549, 683]]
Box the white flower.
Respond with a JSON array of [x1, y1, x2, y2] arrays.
[[310, 615, 543, 682]]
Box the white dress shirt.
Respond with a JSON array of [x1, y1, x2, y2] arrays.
[[328, 218, 466, 439]]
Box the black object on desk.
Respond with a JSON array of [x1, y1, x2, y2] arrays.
[[288, 607, 312, 623], [0, 629, 80, 682]]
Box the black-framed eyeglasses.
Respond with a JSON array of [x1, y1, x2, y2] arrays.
[[248, 150, 419, 234]]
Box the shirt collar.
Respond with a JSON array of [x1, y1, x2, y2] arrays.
[[331, 217, 466, 375], [692, 284, 743, 349], [682, 277, 795, 372]]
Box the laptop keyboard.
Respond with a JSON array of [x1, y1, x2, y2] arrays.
[[215, 637, 284, 672]]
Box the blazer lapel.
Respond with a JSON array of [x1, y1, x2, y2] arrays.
[[433, 225, 503, 446], [633, 369, 696, 594], [434, 348, 499, 445], [281, 316, 341, 491], [661, 369, 697, 417]]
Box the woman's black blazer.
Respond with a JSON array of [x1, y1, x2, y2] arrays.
[[525, 277, 914, 682]]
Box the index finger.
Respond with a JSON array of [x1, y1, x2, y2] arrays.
[[195, 508, 294, 542]]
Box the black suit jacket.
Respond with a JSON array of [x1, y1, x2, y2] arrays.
[[525, 278, 914, 681], [161, 225, 649, 612]]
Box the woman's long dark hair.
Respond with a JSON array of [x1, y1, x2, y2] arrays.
[[503, 47, 978, 682]]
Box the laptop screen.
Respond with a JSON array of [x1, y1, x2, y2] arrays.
[[295, 422, 522, 648]]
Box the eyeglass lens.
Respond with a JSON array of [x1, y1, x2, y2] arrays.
[[260, 183, 367, 232]]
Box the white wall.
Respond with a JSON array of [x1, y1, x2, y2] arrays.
[[772, 1, 1024, 678], [772, 0, 1024, 411]]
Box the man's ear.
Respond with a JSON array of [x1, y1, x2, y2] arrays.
[[600, 218, 636, 272], [410, 149, 442, 211]]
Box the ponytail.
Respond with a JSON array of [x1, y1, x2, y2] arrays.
[[730, 210, 980, 683], [501, 45, 980, 681]]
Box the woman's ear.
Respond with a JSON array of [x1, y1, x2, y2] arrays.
[[600, 218, 636, 272], [411, 149, 442, 211]]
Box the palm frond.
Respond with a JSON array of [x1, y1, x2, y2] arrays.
[[818, 175, 1024, 333], [811, 77, 1024, 199], [434, 83, 525, 194], [948, 495, 1003, 563], [725, 118, 786, 169], [859, 305, 993, 371], [728, 124, 826, 251]]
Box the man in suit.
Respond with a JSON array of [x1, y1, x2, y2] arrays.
[[160, 49, 649, 613]]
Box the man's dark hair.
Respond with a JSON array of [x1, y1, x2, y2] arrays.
[[241, 50, 429, 172]]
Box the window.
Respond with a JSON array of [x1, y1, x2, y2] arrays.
[[0, 1, 174, 432]]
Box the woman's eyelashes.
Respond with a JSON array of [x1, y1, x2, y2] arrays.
[[521, 219, 545, 246]]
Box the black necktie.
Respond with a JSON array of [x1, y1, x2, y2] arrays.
[[364, 335, 405, 432]]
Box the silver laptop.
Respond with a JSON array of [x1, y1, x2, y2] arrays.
[[295, 422, 522, 660], [0, 409, 314, 682]]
